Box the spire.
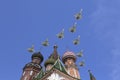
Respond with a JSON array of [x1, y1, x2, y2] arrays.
[[44, 45, 59, 69], [88, 70, 96, 80], [49, 45, 59, 60]]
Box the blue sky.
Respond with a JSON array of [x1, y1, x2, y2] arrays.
[[0, 0, 120, 80]]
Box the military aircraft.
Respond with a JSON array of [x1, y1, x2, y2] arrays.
[[73, 35, 80, 45], [75, 9, 83, 20], [69, 22, 77, 33], [28, 45, 34, 53], [42, 39, 49, 46], [76, 49, 84, 57], [56, 29, 64, 39], [79, 61, 85, 67]]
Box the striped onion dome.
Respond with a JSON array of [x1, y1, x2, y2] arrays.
[[62, 51, 77, 63]]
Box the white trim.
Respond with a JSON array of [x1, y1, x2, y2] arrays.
[[24, 76, 27, 80], [23, 71, 25, 76], [30, 71, 33, 75], [73, 68, 77, 78]]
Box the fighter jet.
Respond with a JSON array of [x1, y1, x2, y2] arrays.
[[73, 35, 80, 45], [56, 29, 64, 39], [79, 61, 85, 67], [42, 39, 49, 46], [75, 9, 83, 20], [76, 49, 84, 57], [28, 45, 34, 53], [69, 22, 77, 33]]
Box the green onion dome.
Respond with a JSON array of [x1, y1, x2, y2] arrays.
[[44, 58, 55, 67]]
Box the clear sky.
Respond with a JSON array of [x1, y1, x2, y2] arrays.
[[0, 0, 120, 80]]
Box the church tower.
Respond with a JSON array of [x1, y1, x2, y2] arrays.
[[44, 45, 59, 71], [20, 52, 43, 80], [62, 51, 80, 79]]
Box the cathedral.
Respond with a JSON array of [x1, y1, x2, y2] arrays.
[[20, 9, 96, 80], [20, 45, 81, 80]]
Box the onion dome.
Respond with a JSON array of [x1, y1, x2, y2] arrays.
[[44, 45, 59, 67], [31, 52, 44, 62], [44, 58, 55, 67], [62, 51, 77, 63]]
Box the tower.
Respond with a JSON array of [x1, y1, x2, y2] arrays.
[[20, 52, 43, 80], [62, 51, 80, 79], [44, 45, 59, 71]]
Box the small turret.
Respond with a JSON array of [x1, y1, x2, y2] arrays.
[[20, 52, 44, 80], [44, 45, 59, 71], [62, 51, 80, 79]]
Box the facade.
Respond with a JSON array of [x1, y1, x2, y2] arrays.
[[20, 45, 81, 80]]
